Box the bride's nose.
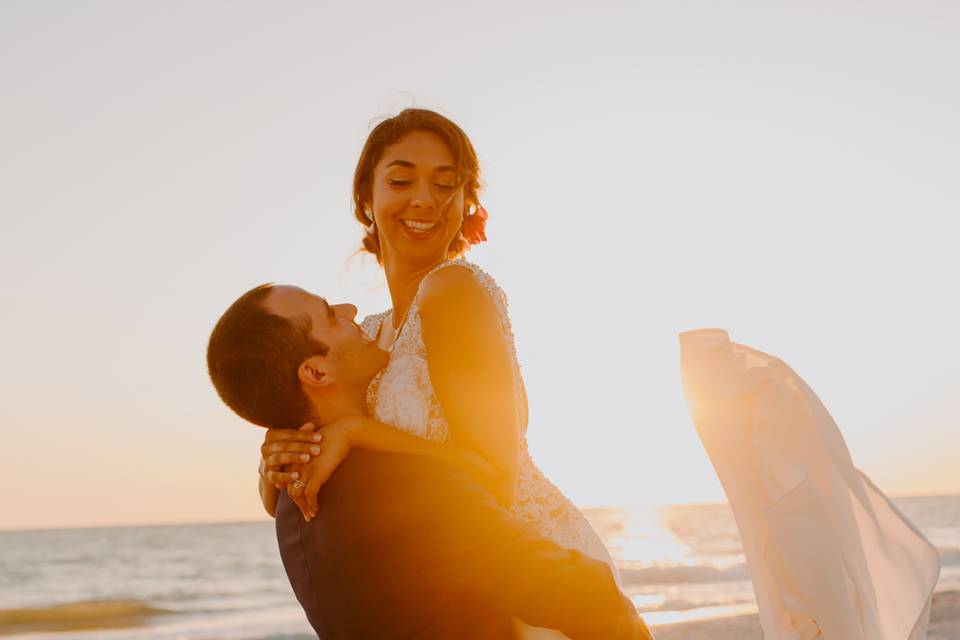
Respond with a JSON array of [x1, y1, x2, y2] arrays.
[[410, 180, 436, 210]]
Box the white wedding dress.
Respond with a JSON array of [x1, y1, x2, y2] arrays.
[[361, 259, 620, 639], [679, 328, 940, 640]]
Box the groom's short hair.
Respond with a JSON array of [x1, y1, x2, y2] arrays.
[[207, 284, 328, 429]]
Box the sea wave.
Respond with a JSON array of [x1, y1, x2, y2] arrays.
[[620, 563, 750, 586], [0, 599, 171, 635], [938, 547, 960, 566]]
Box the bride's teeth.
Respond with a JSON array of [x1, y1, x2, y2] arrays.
[[401, 220, 438, 232]]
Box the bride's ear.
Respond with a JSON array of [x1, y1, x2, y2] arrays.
[[298, 356, 333, 390]]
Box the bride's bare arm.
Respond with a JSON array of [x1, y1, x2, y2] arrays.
[[286, 415, 507, 521], [418, 265, 521, 505], [350, 416, 505, 494]]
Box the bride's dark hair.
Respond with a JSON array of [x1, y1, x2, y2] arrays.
[[352, 108, 482, 263]]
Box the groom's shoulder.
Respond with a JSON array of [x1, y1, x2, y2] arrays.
[[322, 451, 496, 526], [336, 449, 454, 476], [277, 453, 464, 547], [328, 450, 468, 497], [300, 451, 490, 550]]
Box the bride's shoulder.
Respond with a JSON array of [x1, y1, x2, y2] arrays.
[[421, 259, 508, 305], [417, 260, 513, 332]]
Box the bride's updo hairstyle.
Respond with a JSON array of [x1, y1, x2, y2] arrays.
[[353, 108, 482, 263]]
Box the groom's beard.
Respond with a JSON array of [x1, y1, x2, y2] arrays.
[[322, 358, 387, 423], [336, 372, 380, 418]]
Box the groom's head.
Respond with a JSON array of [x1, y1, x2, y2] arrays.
[[207, 284, 388, 429]]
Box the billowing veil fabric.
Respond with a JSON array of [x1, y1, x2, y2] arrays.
[[679, 328, 940, 640]]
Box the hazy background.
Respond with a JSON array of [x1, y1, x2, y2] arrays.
[[2, 1, 957, 530]]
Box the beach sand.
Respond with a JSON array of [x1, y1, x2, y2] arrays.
[[0, 600, 164, 636], [651, 590, 959, 640]]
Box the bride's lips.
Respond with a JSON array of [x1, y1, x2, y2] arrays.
[[397, 217, 444, 241]]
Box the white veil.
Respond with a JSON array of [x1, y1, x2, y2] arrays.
[[679, 328, 940, 640]]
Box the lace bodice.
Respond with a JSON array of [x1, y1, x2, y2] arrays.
[[361, 260, 601, 555]]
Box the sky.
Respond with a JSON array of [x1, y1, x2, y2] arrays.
[[1, 1, 957, 530]]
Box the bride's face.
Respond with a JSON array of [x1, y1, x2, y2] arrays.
[[370, 130, 465, 267]]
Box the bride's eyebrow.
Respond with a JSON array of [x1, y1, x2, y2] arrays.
[[385, 159, 456, 173]]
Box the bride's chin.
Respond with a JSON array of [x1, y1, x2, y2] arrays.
[[389, 227, 456, 261]]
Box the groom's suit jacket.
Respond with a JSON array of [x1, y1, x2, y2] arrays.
[[276, 450, 651, 639]]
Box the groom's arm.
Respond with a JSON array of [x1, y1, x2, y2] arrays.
[[390, 455, 654, 640]]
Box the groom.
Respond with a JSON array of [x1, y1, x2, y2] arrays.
[[207, 284, 654, 639]]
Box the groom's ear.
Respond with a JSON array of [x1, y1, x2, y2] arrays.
[[298, 356, 333, 390]]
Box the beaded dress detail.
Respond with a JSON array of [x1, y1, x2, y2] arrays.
[[361, 260, 617, 567]]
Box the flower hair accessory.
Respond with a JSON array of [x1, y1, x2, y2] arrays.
[[461, 206, 488, 245]]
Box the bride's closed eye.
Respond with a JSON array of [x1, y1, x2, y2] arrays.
[[386, 179, 456, 191]]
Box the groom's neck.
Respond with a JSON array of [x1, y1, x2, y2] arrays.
[[311, 391, 368, 426]]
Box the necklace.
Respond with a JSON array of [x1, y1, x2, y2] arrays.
[[384, 261, 446, 351], [384, 306, 411, 353]]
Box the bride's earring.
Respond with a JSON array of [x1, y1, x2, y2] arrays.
[[457, 209, 470, 241]]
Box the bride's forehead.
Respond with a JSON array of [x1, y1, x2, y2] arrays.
[[378, 131, 454, 167]]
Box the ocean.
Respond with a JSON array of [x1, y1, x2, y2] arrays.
[[2, 496, 957, 638]]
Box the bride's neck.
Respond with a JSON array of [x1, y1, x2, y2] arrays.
[[381, 254, 445, 327]]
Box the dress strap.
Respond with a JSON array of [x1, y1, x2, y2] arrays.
[[412, 259, 515, 349], [360, 310, 389, 343], [414, 258, 472, 296], [414, 260, 505, 323]]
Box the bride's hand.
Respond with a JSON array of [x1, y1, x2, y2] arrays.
[[287, 416, 361, 521], [260, 423, 324, 489]]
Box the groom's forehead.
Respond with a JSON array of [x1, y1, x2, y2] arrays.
[[265, 285, 327, 316]]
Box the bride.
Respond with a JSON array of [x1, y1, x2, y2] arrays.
[[256, 109, 623, 639]]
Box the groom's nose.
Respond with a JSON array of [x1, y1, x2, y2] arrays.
[[333, 303, 358, 321]]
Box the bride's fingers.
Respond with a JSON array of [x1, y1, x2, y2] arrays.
[[305, 468, 336, 513], [306, 483, 322, 514], [298, 495, 315, 521], [263, 426, 322, 445], [265, 452, 315, 468], [293, 497, 312, 521], [287, 483, 312, 521], [261, 441, 322, 458], [266, 469, 301, 485], [289, 479, 318, 520], [261, 436, 322, 458]]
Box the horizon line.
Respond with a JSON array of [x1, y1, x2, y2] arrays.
[[3, 490, 957, 534]]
